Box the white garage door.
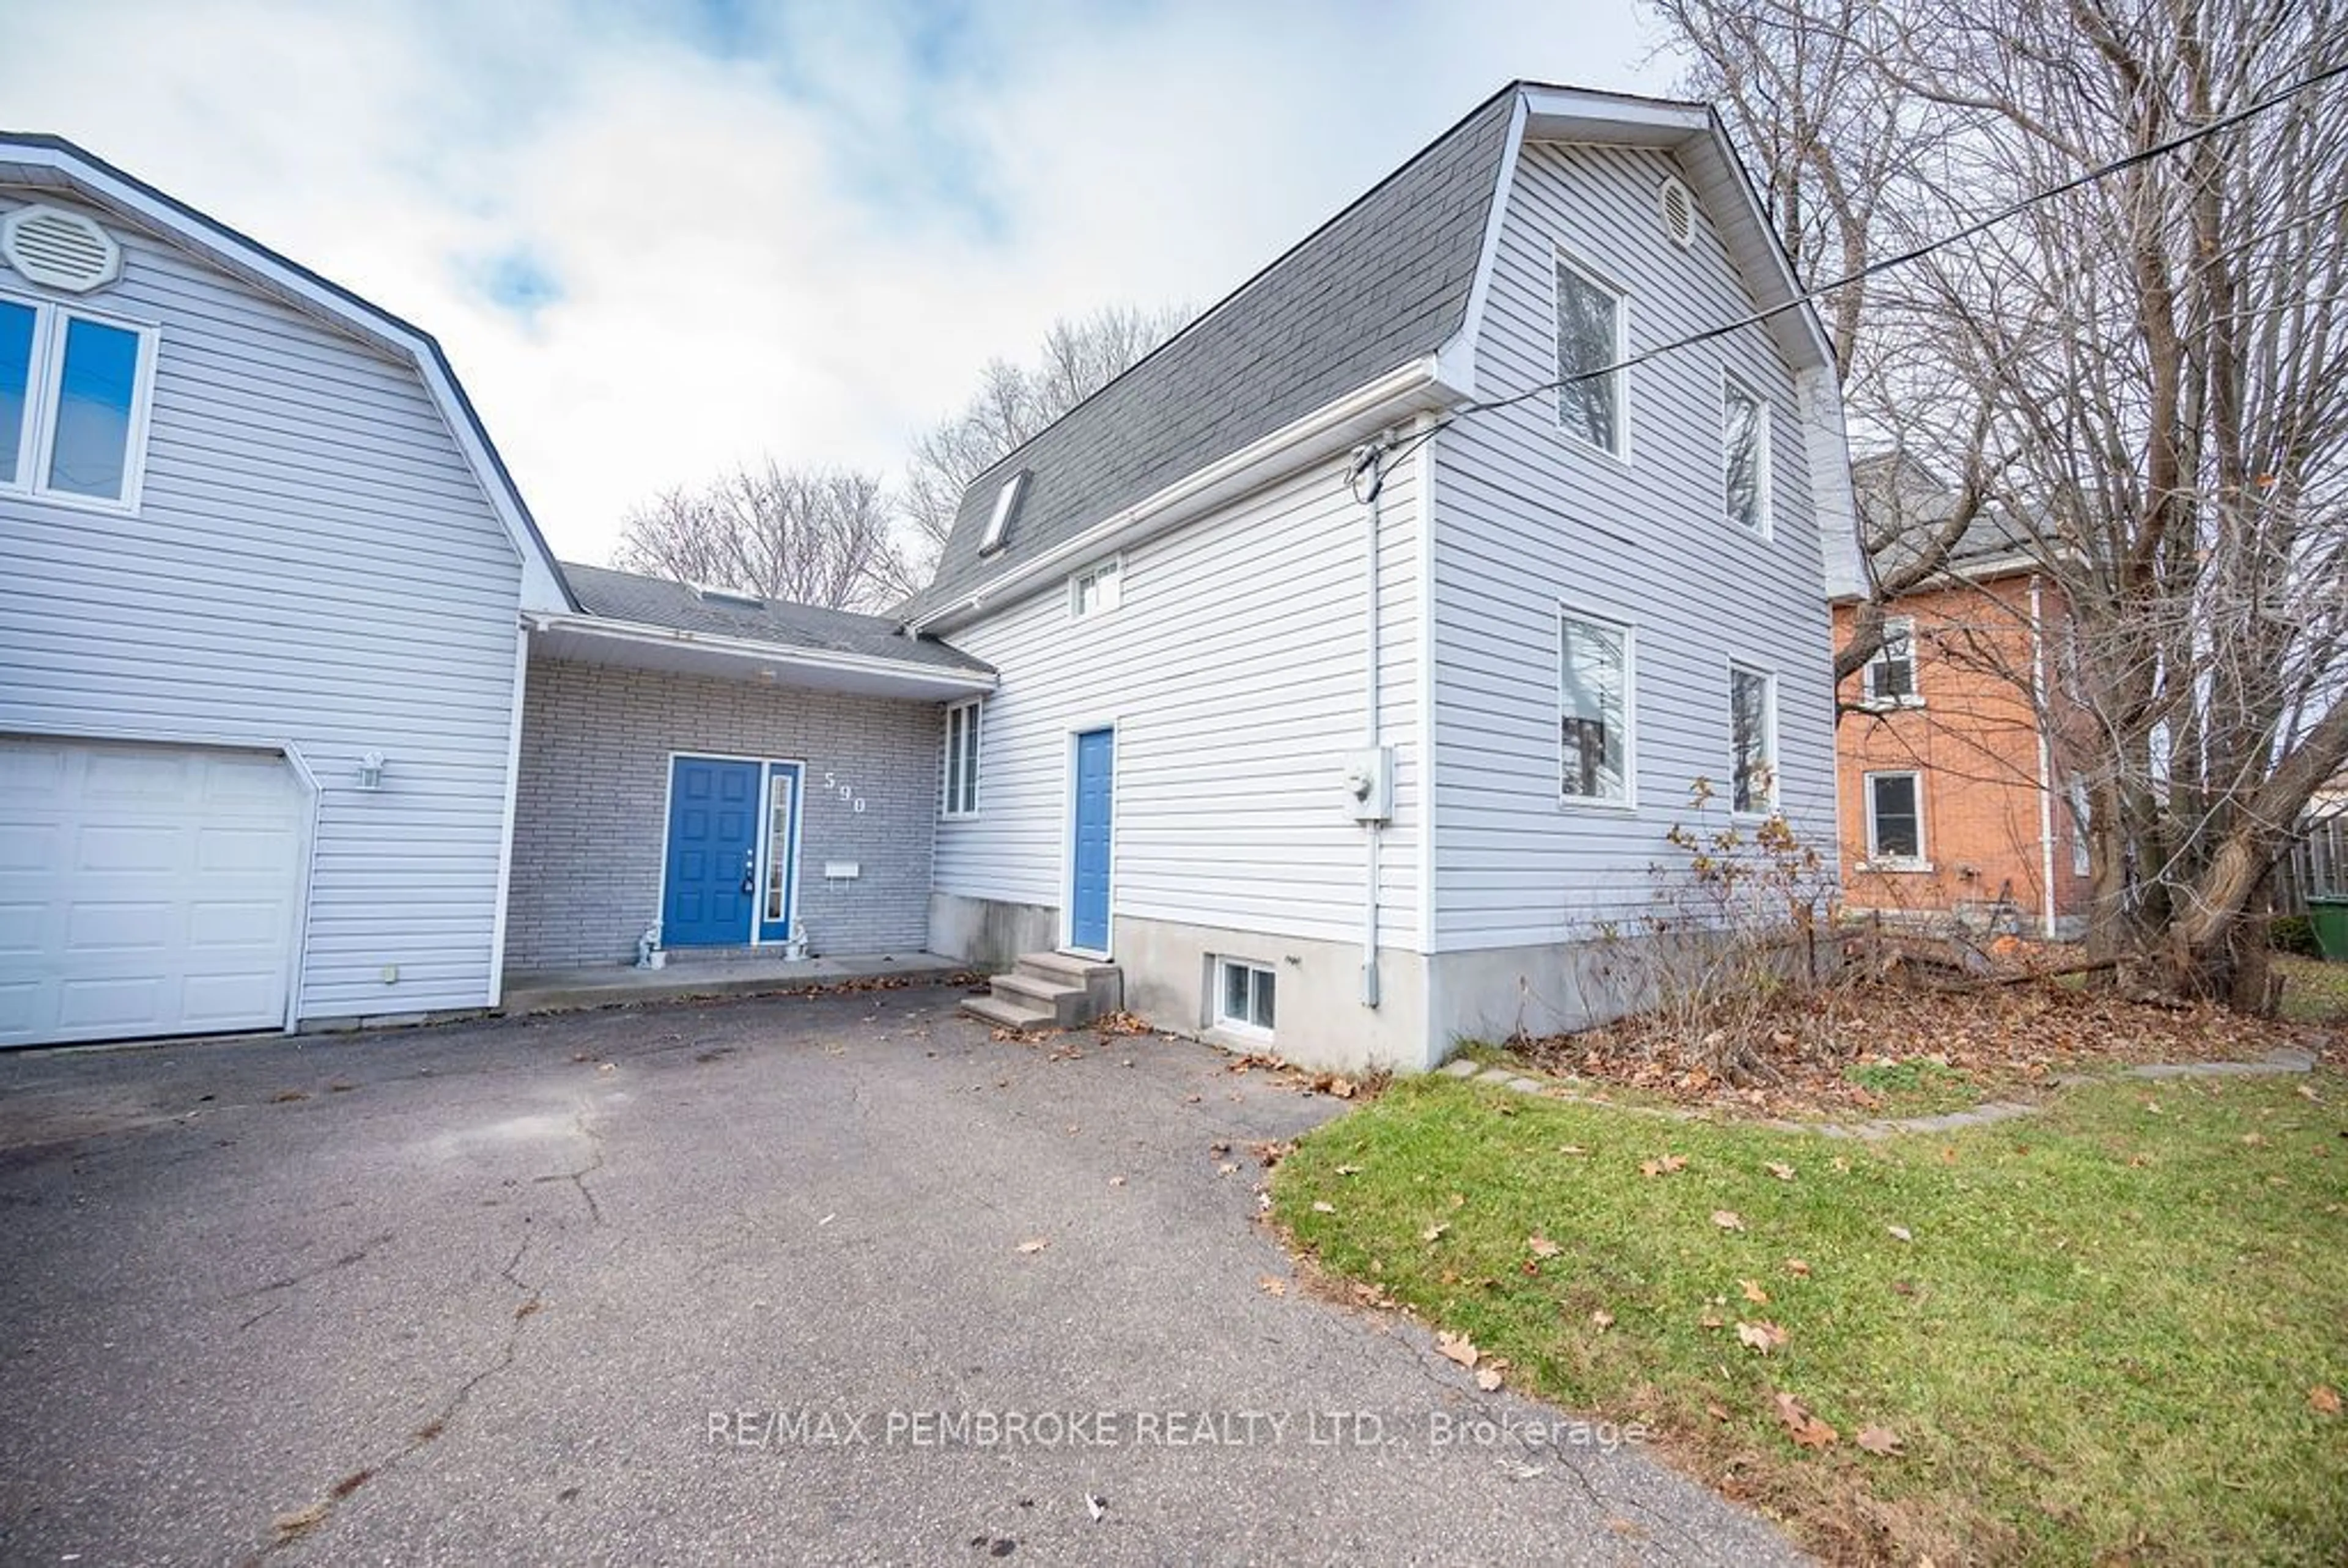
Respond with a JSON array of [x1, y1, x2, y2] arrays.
[[0, 738, 308, 1047]]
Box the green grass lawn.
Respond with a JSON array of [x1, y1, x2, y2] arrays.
[[2278, 954, 2348, 1024], [1274, 1070, 2348, 1564]]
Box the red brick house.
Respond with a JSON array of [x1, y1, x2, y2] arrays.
[[1829, 468, 2092, 938]]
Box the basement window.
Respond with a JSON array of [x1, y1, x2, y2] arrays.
[[1214, 957, 1276, 1040]]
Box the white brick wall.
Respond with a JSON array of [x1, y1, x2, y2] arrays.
[[506, 658, 943, 970]]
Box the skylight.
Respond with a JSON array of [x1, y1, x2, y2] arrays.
[[695, 584, 765, 609], [980, 470, 1029, 556]]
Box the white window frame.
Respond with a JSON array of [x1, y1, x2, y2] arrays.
[[1069, 554, 1122, 620], [1558, 606, 1636, 810], [1551, 250, 1630, 463], [1722, 372, 1771, 537], [1863, 616, 1924, 708], [940, 699, 981, 820], [1728, 663, 1778, 817], [1863, 770, 1930, 870], [0, 289, 160, 515], [2069, 781, 2092, 877], [1213, 956, 1277, 1042]]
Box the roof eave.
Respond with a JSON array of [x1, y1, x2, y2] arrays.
[[0, 133, 578, 614], [525, 611, 995, 698]]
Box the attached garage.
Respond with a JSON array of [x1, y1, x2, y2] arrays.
[[0, 737, 311, 1047]]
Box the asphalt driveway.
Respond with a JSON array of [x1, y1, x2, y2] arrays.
[[0, 984, 1800, 1565]]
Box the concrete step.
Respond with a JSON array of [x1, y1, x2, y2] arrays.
[[961, 993, 1056, 1031], [1019, 951, 1121, 985], [991, 970, 1090, 1026]]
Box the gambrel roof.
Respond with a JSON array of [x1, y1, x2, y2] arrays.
[[906, 81, 1836, 631]]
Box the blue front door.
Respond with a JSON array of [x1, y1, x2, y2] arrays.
[[663, 756, 761, 946], [1069, 728, 1114, 954]]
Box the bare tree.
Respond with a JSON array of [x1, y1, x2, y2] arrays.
[[615, 462, 903, 612], [1653, 0, 2348, 1007], [895, 303, 1187, 587]]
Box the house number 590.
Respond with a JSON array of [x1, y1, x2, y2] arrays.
[[822, 771, 866, 814]]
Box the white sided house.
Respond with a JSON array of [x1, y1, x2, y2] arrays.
[[1, 81, 1850, 1070], [910, 81, 1851, 1068]]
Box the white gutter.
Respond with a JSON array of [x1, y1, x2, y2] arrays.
[[910, 356, 1450, 635], [2029, 575, 2058, 939], [523, 611, 997, 694]]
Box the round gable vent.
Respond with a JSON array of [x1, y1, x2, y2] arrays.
[[1657, 176, 1696, 251], [2, 205, 123, 293]]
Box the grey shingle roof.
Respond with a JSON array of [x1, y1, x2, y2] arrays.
[[562, 563, 991, 674], [1832, 455, 2045, 598], [903, 84, 1518, 619]]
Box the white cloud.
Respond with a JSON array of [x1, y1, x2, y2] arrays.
[[0, 0, 1683, 562]]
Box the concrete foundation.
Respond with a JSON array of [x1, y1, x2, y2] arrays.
[[928, 892, 1060, 971]]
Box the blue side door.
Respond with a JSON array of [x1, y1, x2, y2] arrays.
[[663, 756, 761, 946], [1069, 728, 1115, 954]]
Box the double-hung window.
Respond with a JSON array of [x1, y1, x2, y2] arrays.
[[941, 699, 981, 819], [1554, 256, 1626, 458], [1722, 374, 1770, 535], [1864, 617, 1920, 705], [1729, 664, 1776, 815], [0, 294, 157, 509], [1866, 772, 1925, 866], [1559, 611, 1631, 804]]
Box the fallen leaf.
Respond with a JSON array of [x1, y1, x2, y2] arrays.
[[1641, 1154, 1690, 1177], [1449, 1193, 1467, 1209], [1258, 1275, 1287, 1298], [1590, 1308, 1616, 1331], [1559, 1144, 1590, 1156], [1475, 1367, 1504, 1391], [1886, 1224, 1913, 1243], [1713, 1210, 1746, 1232], [1216, 1161, 1240, 1176], [1737, 1320, 1789, 1354], [2312, 1385, 2342, 1416], [1856, 1425, 1905, 1457], [1436, 1331, 1480, 1369], [1699, 1309, 1726, 1329], [1312, 1201, 1337, 1214], [1785, 1259, 1812, 1276], [1740, 1279, 1770, 1304], [1705, 1401, 1732, 1423], [1335, 1164, 1362, 1176], [1938, 1146, 1957, 1166], [1422, 1222, 1450, 1243], [1107, 1176, 1127, 1188], [2242, 1133, 2267, 1146], [1765, 1161, 1796, 1182], [1771, 1391, 1838, 1449], [1528, 1235, 1563, 1258], [1016, 1238, 1049, 1254], [1890, 1279, 1917, 1297]]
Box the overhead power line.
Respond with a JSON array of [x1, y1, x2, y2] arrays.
[[1356, 55, 2348, 494]]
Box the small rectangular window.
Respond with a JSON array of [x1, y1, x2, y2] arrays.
[[1554, 257, 1625, 458], [1069, 556, 1121, 619], [2069, 781, 2092, 877], [1730, 665, 1776, 815], [1559, 612, 1631, 804], [1866, 618, 1919, 704], [48, 316, 142, 500], [1214, 957, 1276, 1038], [1866, 771, 1924, 864], [1722, 375, 1769, 534], [942, 699, 981, 818]]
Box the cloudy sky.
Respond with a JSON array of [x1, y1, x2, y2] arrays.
[[0, 1, 1685, 562]]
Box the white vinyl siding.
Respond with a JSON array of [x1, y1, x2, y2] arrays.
[[936, 452, 1424, 949], [1428, 141, 1837, 949], [0, 190, 527, 1021]]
